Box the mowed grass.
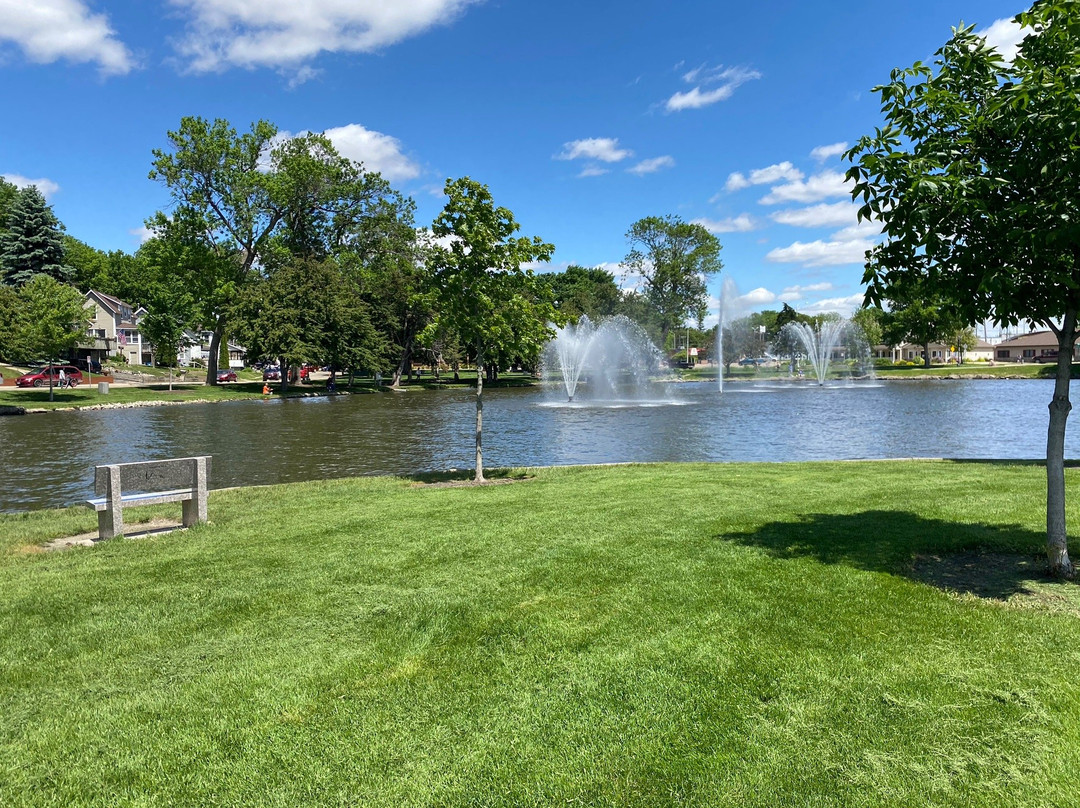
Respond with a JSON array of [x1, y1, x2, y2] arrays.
[[1, 461, 1079, 807]]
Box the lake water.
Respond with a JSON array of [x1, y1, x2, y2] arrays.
[[1, 378, 1075, 512]]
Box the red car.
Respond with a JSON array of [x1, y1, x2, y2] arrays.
[[16, 365, 83, 388], [216, 369, 238, 383]]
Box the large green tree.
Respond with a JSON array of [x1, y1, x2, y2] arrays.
[[538, 264, 622, 322], [150, 117, 400, 385], [881, 287, 963, 368], [847, 0, 1080, 576], [0, 186, 71, 286], [623, 215, 722, 349], [428, 177, 555, 481]]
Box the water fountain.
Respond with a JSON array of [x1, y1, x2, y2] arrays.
[[543, 315, 665, 403], [781, 319, 872, 385], [716, 277, 741, 394]]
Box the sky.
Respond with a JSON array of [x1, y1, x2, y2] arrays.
[[0, 0, 1027, 325]]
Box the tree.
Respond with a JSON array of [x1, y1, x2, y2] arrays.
[[0, 284, 19, 361], [0, 185, 72, 286], [846, 0, 1080, 576], [850, 306, 885, 352], [623, 216, 722, 349], [428, 177, 555, 481], [0, 177, 18, 234], [150, 117, 397, 385], [538, 264, 622, 322], [16, 275, 90, 401], [138, 236, 199, 390], [881, 287, 962, 368]]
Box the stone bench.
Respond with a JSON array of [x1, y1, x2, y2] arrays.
[[86, 456, 211, 540]]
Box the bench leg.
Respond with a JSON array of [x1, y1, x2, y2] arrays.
[[183, 457, 209, 527], [98, 504, 122, 540]]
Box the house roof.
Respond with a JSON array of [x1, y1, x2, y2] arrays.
[[85, 289, 129, 315], [997, 330, 1076, 348]]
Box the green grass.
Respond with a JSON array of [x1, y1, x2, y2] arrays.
[[2, 461, 1079, 806], [874, 363, 1075, 379], [0, 381, 351, 410]]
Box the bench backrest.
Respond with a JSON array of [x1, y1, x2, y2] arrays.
[[94, 456, 212, 496]]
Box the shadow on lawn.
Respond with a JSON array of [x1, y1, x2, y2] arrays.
[[720, 510, 1079, 605]]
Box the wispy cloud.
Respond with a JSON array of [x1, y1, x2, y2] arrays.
[[276, 124, 421, 182], [0, 0, 134, 75], [555, 137, 633, 163], [977, 17, 1027, 63], [725, 161, 802, 192], [169, 0, 481, 73], [665, 64, 761, 112], [691, 214, 758, 233], [2, 173, 60, 199], [627, 155, 675, 175], [810, 142, 848, 162], [770, 201, 858, 228], [765, 238, 874, 267], [577, 166, 609, 178], [759, 170, 849, 205]]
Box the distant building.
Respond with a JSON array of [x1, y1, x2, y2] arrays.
[[871, 339, 995, 363], [179, 330, 246, 369], [81, 290, 151, 366], [993, 330, 1080, 363]]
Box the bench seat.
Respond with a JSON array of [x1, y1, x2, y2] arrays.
[[86, 488, 197, 511]]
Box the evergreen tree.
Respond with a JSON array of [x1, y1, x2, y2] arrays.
[[0, 186, 71, 286]]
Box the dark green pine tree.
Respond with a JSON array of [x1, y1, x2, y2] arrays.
[[0, 185, 72, 286]]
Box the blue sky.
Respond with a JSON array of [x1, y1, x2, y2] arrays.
[[0, 0, 1026, 323]]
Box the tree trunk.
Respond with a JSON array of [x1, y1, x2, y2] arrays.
[[1046, 312, 1076, 578], [279, 356, 289, 394], [923, 342, 931, 368], [391, 344, 413, 387], [206, 319, 226, 386], [475, 344, 484, 482]]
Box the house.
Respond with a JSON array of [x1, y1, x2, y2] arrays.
[[81, 290, 151, 367], [993, 330, 1080, 363], [179, 330, 247, 369], [872, 339, 996, 363]]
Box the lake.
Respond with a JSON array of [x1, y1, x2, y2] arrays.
[[1, 378, 1074, 512]]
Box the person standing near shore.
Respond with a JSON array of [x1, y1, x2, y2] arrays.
[[57, 367, 67, 389]]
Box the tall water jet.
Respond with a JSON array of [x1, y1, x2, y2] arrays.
[[716, 277, 741, 394], [543, 315, 665, 403], [781, 319, 873, 385]]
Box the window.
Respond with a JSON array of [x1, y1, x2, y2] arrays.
[[997, 350, 1011, 359], [1023, 349, 1035, 358]]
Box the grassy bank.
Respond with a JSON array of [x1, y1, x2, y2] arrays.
[[2, 461, 1079, 806]]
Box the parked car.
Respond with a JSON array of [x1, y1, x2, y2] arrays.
[[16, 365, 83, 388], [738, 357, 766, 366], [216, 369, 238, 383], [262, 366, 281, 381], [1032, 351, 1059, 363]]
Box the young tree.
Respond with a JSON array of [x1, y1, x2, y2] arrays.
[[0, 186, 72, 286], [850, 306, 885, 352], [847, 0, 1080, 575], [17, 275, 90, 401], [623, 215, 722, 348], [428, 177, 555, 481], [881, 287, 963, 368]]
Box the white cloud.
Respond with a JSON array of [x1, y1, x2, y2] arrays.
[[737, 287, 778, 307], [169, 0, 481, 72], [725, 161, 802, 192], [627, 155, 675, 175], [810, 142, 848, 162], [130, 225, 155, 244], [665, 65, 761, 112], [556, 137, 633, 163], [577, 166, 609, 178], [799, 293, 865, 317], [691, 214, 758, 233], [759, 170, 850, 205], [830, 219, 882, 242], [0, 0, 132, 75], [321, 123, 421, 182], [2, 173, 60, 199], [765, 238, 874, 267], [771, 201, 858, 228], [978, 18, 1026, 63]]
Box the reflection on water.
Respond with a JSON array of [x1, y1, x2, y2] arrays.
[[1, 379, 1076, 511]]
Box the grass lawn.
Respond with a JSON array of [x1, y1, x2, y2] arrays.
[[2, 461, 1079, 807]]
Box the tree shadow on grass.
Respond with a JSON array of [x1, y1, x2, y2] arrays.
[[720, 510, 1079, 607], [407, 467, 535, 486]]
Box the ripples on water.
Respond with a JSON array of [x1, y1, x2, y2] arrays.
[[1, 379, 1075, 511]]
